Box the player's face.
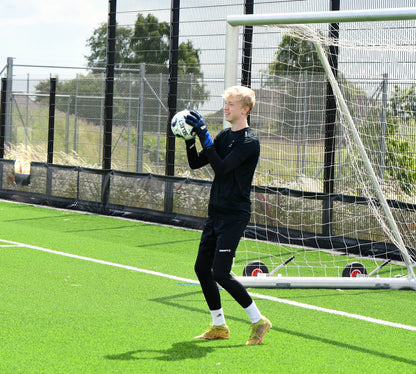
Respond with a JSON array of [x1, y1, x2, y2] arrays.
[[223, 97, 248, 123]]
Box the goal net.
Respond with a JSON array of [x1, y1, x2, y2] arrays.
[[225, 8, 416, 289]]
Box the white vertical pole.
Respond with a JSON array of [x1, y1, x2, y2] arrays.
[[224, 23, 239, 128]]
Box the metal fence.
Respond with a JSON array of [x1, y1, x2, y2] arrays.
[[6, 64, 172, 173]]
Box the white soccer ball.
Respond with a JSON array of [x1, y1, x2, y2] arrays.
[[171, 110, 195, 141]]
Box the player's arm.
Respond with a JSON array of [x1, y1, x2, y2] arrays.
[[185, 137, 209, 169], [203, 146, 243, 175], [185, 110, 246, 175]]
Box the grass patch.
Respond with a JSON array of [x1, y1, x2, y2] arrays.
[[1, 200, 416, 373]]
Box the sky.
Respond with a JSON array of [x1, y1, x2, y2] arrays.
[[0, 1, 108, 74]]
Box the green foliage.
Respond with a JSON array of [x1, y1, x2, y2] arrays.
[[131, 14, 170, 67], [267, 34, 325, 78], [390, 84, 416, 121], [385, 109, 416, 195], [177, 40, 209, 110], [384, 85, 416, 195], [86, 14, 171, 71], [85, 13, 205, 80], [85, 23, 135, 69]]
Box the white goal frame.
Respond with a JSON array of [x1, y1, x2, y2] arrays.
[[225, 7, 416, 290]]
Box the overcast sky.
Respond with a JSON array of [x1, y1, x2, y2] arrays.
[[0, 0, 108, 72]]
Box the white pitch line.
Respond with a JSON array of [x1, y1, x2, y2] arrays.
[[4, 238, 416, 332], [248, 292, 416, 331], [1, 239, 196, 284]]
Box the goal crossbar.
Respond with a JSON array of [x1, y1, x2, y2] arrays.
[[225, 8, 416, 289], [227, 7, 416, 26]]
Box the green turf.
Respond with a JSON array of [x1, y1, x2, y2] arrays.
[[1, 200, 416, 373]]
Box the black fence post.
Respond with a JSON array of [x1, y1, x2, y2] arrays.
[[0, 78, 6, 188], [47, 77, 57, 164], [45, 77, 57, 197], [103, 0, 116, 171], [102, 0, 117, 211], [164, 0, 180, 215], [0, 78, 6, 159], [322, 0, 340, 237], [241, 0, 254, 88]]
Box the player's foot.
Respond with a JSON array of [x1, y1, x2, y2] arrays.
[[194, 323, 230, 339], [246, 316, 272, 345]]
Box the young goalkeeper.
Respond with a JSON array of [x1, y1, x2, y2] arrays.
[[184, 85, 271, 345]]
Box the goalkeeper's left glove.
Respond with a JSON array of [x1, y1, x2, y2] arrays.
[[185, 110, 213, 149]]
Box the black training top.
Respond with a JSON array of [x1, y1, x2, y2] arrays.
[[186, 126, 260, 219]]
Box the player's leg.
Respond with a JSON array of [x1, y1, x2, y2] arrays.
[[194, 217, 230, 339], [211, 218, 253, 307], [212, 218, 272, 345], [194, 217, 221, 311]]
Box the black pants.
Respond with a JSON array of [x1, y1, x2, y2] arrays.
[[194, 215, 253, 310]]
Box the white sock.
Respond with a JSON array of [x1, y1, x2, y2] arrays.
[[210, 308, 226, 326], [244, 301, 262, 324]]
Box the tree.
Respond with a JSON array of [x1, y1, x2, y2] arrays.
[[35, 13, 208, 131], [267, 34, 325, 77], [85, 23, 134, 70], [131, 14, 170, 66], [84, 13, 208, 108], [261, 33, 327, 134], [85, 14, 170, 71]]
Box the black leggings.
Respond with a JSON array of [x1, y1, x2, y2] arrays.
[[194, 216, 253, 310]]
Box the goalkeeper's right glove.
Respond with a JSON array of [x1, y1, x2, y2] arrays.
[[185, 110, 213, 149]]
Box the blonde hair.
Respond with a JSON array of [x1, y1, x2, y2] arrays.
[[222, 85, 256, 112]]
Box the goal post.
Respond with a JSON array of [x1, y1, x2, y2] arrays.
[[224, 8, 416, 290]]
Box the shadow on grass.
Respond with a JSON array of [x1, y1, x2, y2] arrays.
[[104, 340, 245, 362], [104, 291, 248, 362], [274, 325, 416, 367], [149, 290, 416, 367]]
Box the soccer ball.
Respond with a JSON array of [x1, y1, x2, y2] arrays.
[[171, 110, 195, 141]]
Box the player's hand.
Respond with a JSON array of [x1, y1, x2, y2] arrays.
[[185, 110, 213, 148], [185, 110, 205, 131]]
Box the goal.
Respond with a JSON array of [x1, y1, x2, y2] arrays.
[[224, 8, 416, 290]]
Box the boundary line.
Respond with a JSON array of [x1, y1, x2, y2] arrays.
[[3, 238, 416, 332], [1, 239, 196, 283]]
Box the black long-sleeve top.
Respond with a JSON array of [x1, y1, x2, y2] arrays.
[[186, 126, 260, 220]]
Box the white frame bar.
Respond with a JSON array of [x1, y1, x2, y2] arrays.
[[224, 23, 240, 99], [235, 276, 416, 290], [227, 7, 416, 26]]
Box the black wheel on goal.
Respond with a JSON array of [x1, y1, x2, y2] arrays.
[[342, 262, 367, 277], [243, 261, 269, 277]]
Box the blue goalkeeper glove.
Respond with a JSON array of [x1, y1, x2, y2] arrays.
[[185, 110, 213, 148]]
